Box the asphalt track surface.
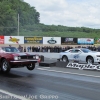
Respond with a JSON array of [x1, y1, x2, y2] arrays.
[[0, 63, 100, 100]]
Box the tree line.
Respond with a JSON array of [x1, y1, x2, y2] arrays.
[[0, 0, 39, 35], [0, 0, 100, 36]]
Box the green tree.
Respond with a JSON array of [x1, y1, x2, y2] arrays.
[[0, 0, 40, 35]]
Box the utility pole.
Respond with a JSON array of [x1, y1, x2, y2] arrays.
[[18, 13, 19, 36]]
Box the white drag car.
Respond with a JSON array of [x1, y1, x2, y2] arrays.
[[59, 48, 100, 64]]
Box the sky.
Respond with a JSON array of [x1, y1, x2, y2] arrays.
[[24, 0, 100, 29]]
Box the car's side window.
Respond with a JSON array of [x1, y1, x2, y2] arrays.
[[5, 48, 11, 52], [69, 50, 75, 53], [69, 50, 73, 53], [74, 50, 81, 53], [69, 49, 81, 53]]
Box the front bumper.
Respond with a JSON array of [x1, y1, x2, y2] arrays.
[[10, 59, 39, 67], [10, 60, 39, 63], [94, 57, 100, 63]]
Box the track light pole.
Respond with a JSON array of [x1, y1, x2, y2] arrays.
[[18, 13, 19, 36]]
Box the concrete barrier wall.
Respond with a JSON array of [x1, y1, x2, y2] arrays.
[[29, 52, 59, 59]]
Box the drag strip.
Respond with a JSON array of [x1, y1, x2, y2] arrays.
[[0, 66, 100, 100], [37, 67, 100, 78]]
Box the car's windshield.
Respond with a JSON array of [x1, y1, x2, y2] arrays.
[[81, 48, 92, 53], [2, 47, 20, 52]]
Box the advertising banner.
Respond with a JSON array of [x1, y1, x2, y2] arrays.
[[24, 37, 43, 44], [61, 37, 77, 45], [0, 36, 4, 44], [94, 38, 100, 44], [78, 38, 94, 45], [67, 63, 100, 70], [5, 36, 24, 44], [43, 37, 61, 45]]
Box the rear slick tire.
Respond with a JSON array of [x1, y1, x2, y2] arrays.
[[1, 59, 11, 73]]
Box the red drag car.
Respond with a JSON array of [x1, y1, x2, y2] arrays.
[[0, 46, 40, 73]]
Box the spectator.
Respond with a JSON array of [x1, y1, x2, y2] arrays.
[[24, 47, 26, 52], [9, 45, 11, 47], [18, 45, 23, 52]]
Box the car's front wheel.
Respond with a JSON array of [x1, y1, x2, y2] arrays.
[[27, 63, 35, 70], [86, 57, 94, 64], [1, 59, 11, 73]]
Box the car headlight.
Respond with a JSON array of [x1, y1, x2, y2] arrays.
[[36, 55, 39, 59], [33, 56, 36, 59], [14, 56, 21, 60], [14, 56, 19, 60], [33, 55, 39, 59]]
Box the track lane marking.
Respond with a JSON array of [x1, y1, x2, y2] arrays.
[[0, 89, 31, 100], [39, 67, 51, 68], [37, 68, 100, 78]]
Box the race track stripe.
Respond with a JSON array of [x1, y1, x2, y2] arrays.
[[39, 67, 51, 68], [37, 68, 100, 78]]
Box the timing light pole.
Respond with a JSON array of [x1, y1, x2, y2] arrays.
[[17, 13, 19, 36]]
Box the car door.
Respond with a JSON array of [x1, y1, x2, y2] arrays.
[[67, 49, 74, 60], [70, 49, 82, 61]]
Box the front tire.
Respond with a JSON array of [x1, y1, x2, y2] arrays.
[[86, 57, 94, 64], [27, 63, 35, 70], [1, 59, 11, 73]]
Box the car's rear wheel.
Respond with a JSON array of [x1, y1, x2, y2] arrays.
[[27, 63, 35, 70], [62, 56, 69, 63], [1, 59, 11, 73], [86, 57, 94, 64]]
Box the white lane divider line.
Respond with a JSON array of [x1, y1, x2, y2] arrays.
[[0, 89, 31, 100], [38, 67, 50, 69], [37, 68, 100, 78]]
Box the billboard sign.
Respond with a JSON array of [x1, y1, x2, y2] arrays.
[[0, 36, 4, 44], [94, 38, 100, 44], [24, 37, 43, 44], [5, 36, 24, 44], [43, 37, 61, 44], [78, 38, 94, 45], [61, 37, 77, 45]]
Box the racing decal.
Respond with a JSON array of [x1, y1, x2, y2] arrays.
[[73, 54, 79, 59], [66, 63, 100, 70]]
